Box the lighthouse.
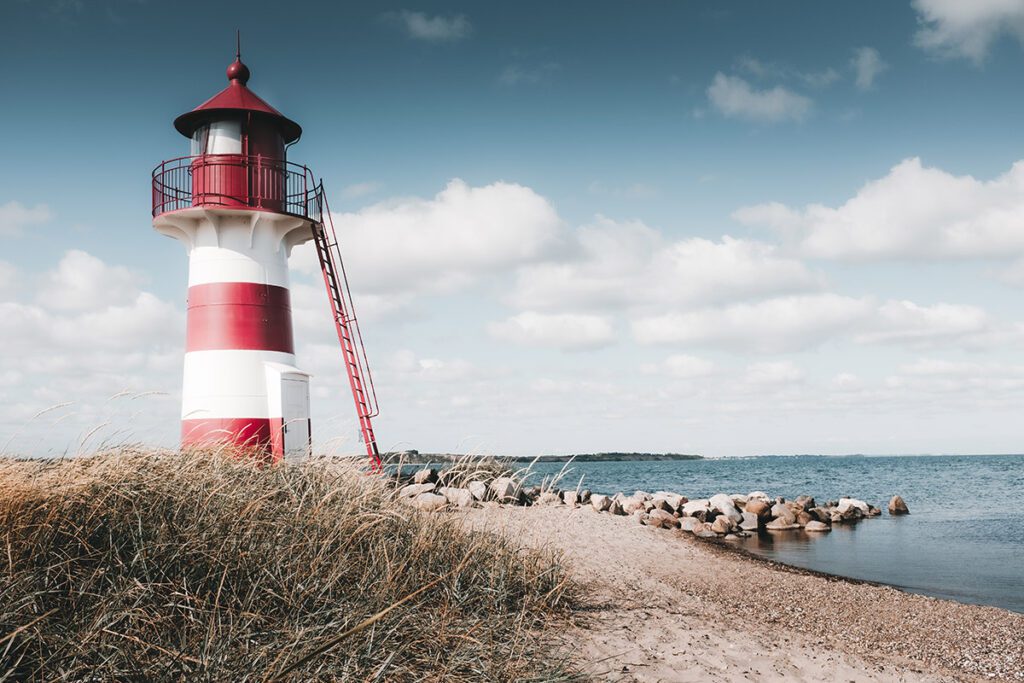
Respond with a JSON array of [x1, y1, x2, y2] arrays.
[[152, 52, 321, 461]]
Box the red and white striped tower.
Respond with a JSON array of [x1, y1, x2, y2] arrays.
[[152, 53, 315, 460]]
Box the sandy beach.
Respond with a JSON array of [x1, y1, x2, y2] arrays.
[[463, 505, 1024, 682]]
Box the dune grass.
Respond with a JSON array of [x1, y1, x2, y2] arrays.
[[0, 449, 578, 681]]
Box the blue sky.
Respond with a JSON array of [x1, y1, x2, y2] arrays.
[[4, 0, 1024, 456]]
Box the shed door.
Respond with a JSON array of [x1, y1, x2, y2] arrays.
[[281, 377, 310, 459]]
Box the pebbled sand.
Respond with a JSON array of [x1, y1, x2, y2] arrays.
[[462, 505, 1024, 683]]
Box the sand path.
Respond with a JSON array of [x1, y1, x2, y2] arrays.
[[463, 505, 1024, 683]]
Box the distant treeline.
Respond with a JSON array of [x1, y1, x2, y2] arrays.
[[381, 451, 703, 464]]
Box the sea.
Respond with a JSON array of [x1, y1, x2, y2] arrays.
[[524, 454, 1024, 614]]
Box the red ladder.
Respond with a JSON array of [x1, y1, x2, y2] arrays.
[[309, 185, 382, 471]]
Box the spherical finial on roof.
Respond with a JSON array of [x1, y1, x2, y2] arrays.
[[226, 58, 250, 85]]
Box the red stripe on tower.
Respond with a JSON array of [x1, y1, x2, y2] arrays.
[[186, 282, 295, 353]]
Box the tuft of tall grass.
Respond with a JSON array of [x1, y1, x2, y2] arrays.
[[0, 448, 577, 681]]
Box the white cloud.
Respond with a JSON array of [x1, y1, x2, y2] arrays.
[[37, 249, 142, 312], [0, 250, 183, 453], [851, 47, 887, 90], [341, 182, 382, 199], [913, 0, 1024, 63], [386, 10, 472, 42], [498, 63, 561, 86], [509, 217, 820, 313], [0, 201, 52, 236], [632, 294, 872, 353], [642, 354, 716, 379], [733, 157, 1024, 261], [745, 360, 805, 385], [737, 57, 840, 88], [857, 300, 991, 346], [707, 72, 812, 123], [632, 292, 1014, 353], [488, 311, 614, 351], [292, 179, 564, 310]]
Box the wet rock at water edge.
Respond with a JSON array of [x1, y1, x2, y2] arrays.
[[804, 520, 831, 532], [744, 499, 772, 521], [710, 493, 743, 523], [739, 511, 760, 531], [770, 503, 797, 525], [711, 516, 737, 534], [766, 517, 800, 531], [888, 495, 910, 515]]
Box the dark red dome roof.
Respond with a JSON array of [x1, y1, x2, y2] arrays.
[[173, 58, 302, 144]]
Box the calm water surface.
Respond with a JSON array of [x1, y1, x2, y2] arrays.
[[525, 455, 1024, 613]]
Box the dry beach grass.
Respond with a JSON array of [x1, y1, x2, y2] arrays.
[[0, 449, 577, 681]]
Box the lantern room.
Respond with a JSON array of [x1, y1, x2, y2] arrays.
[[153, 54, 308, 217]]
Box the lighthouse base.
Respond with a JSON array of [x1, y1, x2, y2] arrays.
[[181, 355, 311, 462]]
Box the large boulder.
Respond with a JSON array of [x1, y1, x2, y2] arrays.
[[577, 489, 592, 504], [795, 495, 816, 510], [804, 520, 831, 532], [808, 507, 832, 523], [591, 494, 611, 512], [711, 516, 736, 534], [490, 477, 522, 504], [649, 497, 674, 513], [411, 492, 448, 511], [681, 499, 712, 520], [679, 517, 702, 532], [747, 491, 770, 502], [399, 482, 436, 498], [467, 480, 488, 502], [837, 498, 869, 515], [840, 505, 864, 522], [796, 511, 814, 527], [739, 511, 760, 531], [766, 517, 800, 530], [888, 495, 910, 515], [439, 487, 475, 508], [623, 496, 648, 515], [653, 492, 686, 511], [709, 493, 743, 523], [744, 499, 772, 520], [413, 468, 437, 485], [770, 503, 796, 525], [647, 509, 680, 529], [562, 490, 580, 506], [609, 499, 626, 516]]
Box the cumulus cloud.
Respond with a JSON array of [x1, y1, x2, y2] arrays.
[[292, 179, 564, 309], [0, 201, 52, 237], [0, 250, 183, 453], [508, 217, 821, 313], [851, 47, 887, 90], [706, 72, 812, 123], [913, 0, 1024, 63], [488, 311, 615, 351], [641, 354, 716, 379], [632, 294, 873, 353], [733, 157, 1024, 261], [631, 294, 1007, 353], [385, 10, 472, 42], [37, 250, 142, 312]]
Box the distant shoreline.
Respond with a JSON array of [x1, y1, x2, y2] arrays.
[[382, 451, 704, 465]]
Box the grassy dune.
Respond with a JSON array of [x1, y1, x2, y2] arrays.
[[0, 450, 577, 681]]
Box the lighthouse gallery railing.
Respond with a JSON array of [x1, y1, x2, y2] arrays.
[[152, 155, 322, 221]]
